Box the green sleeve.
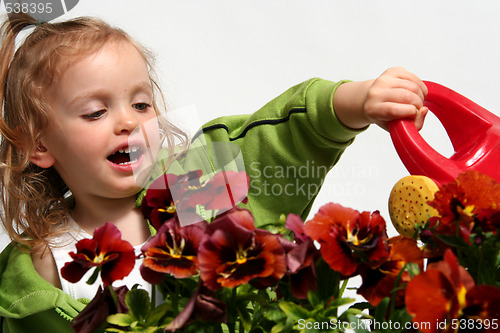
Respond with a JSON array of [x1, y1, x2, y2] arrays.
[[0, 243, 86, 332], [200, 78, 367, 227]]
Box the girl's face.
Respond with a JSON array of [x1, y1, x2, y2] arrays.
[[33, 40, 161, 201]]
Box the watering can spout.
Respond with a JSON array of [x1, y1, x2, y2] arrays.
[[389, 81, 500, 186]]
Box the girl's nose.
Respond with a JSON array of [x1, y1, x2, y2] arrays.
[[114, 107, 139, 134]]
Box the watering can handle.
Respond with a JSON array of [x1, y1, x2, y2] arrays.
[[389, 81, 500, 185]]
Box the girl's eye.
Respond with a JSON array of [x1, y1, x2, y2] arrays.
[[82, 110, 106, 120], [134, 103, 151, 111]]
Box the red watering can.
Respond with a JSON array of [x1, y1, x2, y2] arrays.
[[389, 81, 500, 186]]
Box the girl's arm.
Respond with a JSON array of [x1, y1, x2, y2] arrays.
[[333, 67, 428, 131]]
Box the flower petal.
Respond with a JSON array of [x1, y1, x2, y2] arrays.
[[405, 269, 460, 333]]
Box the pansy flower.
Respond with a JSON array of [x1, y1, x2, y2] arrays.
[[61, 223, 135, 286], [428, 171, 500, 242], [198, 208, 286, 290], [165, 283, 227, 331], [304, 203, 390, 277], [462, 285, 500, 333], [358, 236, 423, 307], [278, 214, 320, 299], [71, 285, 129, 333], [141, 171, 204, 230], [172, 170, 249, 226], [405, 249, 476, 333], [203, 170, 249, 210], [140, 218, 205, 284], [141, 170, 249, 228]]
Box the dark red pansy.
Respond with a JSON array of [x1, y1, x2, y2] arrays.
[[358, 236, 423, 307], [140, 218, 205, 284], [71, 285, 129, 333], [198, 208, 286, 291], [141, 173, 181, 230], [165, 283, 227, 331], [61, 223, 135, 286], [279, 214, 319, 299], [141, 170, 250, 228], [304, 203, 390, 277], [203, 171, 249, 210], [462, 285, 500, 333]]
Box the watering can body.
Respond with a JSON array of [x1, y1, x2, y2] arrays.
[[389, 81, 500, 186]]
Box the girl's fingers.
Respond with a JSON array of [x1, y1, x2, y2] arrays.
[[414, 107, 429, 131], [384, 67, 428, 97]]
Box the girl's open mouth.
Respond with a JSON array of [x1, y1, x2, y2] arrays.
[[107, 146, 143, 166]]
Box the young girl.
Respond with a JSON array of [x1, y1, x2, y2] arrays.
[[0, 13, 427, 332]]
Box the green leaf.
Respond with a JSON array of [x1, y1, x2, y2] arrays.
[[271, 322, 288, 333], [315, 258, 341, 303], [343, 313, 371, 333], [328, 297, 355, 308], [347, 301, 372, 312], [307, 289, 320, 307], [104, 328, 128, 333], [145, 303, 172, 326], [134, 327, 159, 333], [107, 313, 135, 327], [263, 309, 287, 322], [125, 288, 152, 322], [279, 301, 311, 320], [405, 262, 420, 279], [373, 297, 389, 324], [436, 234, 470, 249], [237, 304, 252, 332]]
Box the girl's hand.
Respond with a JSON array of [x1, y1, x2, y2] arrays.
[[333, 67, 428, 131]]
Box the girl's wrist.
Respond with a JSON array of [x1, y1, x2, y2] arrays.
[[333, 80, 373, 129]]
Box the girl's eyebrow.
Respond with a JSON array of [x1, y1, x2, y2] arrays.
[[131, 81, 154, 96], [68, 81, 153, 107]]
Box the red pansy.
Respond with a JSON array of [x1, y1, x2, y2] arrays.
[[165, 283, 227, 331], [278, 214, 320, 299], [304, 203, 390, 277], [198, 208, 286, 290], [428, 171, 500, 242], [61, 223, 135, 286], [140, 218, 205, 284], [141, 171, 204, 230], [358, 236, 423, 307], [141, 170, 249, 228], [71, 285, 129, 333], [203, 170, 249, 210], [405, 249, 475, 333]]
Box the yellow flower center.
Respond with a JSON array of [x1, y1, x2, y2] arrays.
[[347, 228, 372, 246], [462, 205, 475, 217], [457, 285, 467, 310], [236, 257, 248, 265], [158, 202, 176, 214], [93, 252, 106, 264]]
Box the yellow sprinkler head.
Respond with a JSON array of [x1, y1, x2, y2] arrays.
[[388, 175, 440, 237]]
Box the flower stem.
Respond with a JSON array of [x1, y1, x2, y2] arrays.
[[108, 285, 119, 309], [172, 281, 180, 313], [338, 278, 349, 298], [151, 284, 156, 307], [86, 266, 101, 285], [227, 287, 238, 333]]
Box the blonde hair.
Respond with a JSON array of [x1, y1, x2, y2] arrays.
[[0, 13, 186, 249]]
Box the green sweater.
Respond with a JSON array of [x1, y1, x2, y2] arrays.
[[0, 78, 365, 331]]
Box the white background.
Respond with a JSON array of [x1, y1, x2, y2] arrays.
[[1, 1, 500, 251]]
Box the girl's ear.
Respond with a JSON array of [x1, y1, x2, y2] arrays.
[[30, 141, 56, 168]]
